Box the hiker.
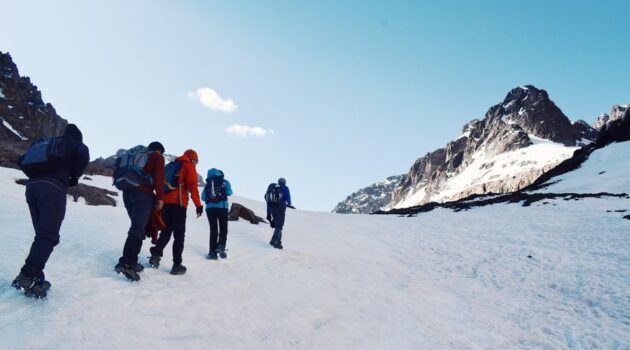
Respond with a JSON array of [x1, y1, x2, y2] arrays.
[[12, 124, 90, 298], [265, 177, 292, 249], [148, 149, 203, 274], [202, 168, 233, 260], [115, 142, 165, 281]]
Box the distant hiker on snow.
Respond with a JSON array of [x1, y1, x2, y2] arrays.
[[149, 149, 203, 275], [12, 124, 90, 298], [202, 168, 233, 260], [265, 177, 292, 249], [114, 141, 165, 281]]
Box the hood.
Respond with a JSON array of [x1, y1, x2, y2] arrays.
[[183, 149, 198, 163], [176, 149, 198, 164], [64, 124, 83, 141], [207, 168, 223, 178]]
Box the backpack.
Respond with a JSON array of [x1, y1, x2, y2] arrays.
[[264, 183, 283, 207], [112, 145, 152, 191], [19, 136, 70, 177], [204, 174, 227, 202], [163, 160, 183, 193]]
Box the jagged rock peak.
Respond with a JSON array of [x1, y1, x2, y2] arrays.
[[493, 85, 579, 146], [332, 175, 404, 214]]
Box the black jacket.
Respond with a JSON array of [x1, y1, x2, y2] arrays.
[[27, 124, 90, 189]]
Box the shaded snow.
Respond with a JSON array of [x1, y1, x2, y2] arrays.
[[0, 161, 629, 349], [539, 141, 630, 194]]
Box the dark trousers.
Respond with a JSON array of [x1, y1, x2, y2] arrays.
[[271, 206, 286, 244], [119, 189, 153, 265], [206, 208, 228, 252], [151, 204, 187, 265], [21, 181, 67, 279]]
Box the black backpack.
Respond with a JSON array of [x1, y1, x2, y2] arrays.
[[264, 183, 283, 207], [19, 136, 70, 177], [204, 174, 227, 202]]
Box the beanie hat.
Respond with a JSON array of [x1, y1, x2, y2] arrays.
[[184, 149, 198, 163], [147, 141, 165, 154], [278, 177, 286, 185]]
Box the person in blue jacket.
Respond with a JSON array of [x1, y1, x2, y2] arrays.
[[266, 177, 292, 249], [201, 168, 233, 259]]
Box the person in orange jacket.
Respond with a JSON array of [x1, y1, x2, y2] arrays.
[[149, 149, 203, 275]]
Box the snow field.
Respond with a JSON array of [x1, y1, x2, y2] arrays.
[[0, 147, 629, 350]]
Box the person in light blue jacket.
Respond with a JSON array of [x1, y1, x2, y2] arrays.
[[201, 168, 233, 259]]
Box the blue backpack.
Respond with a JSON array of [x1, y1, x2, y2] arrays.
[[264, 183, 283, 207], [19, 136, 69, 177], [204, 174, 227, 202], [112, 145, 152, 191], [163, 161, 183, 193]]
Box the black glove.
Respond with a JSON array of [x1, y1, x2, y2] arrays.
[[196, 206, 204, 217], [69, 176, 79, 187], [266, 214, 271, 221], [270, 220, 275, 228]]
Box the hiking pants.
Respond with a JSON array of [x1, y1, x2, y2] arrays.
[[119, 189, 153, 265], [206, 208, 228, 252], [21, 180, 67, 279], [271, 206, 286, 244], [151, 204, 187, 265]]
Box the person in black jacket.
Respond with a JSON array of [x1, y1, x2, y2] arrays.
[[12, 124, 90, 298]]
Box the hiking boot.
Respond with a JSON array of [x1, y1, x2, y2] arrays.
[[115, 263, 141, 281], [170, 264, 187, 275], [207, 251, 218, 260], [269, 240, 276, 247], [148, 255, 161, 268], [12, 274, 48, 298], [274, 242, 283, 250], [134, 263, 144, 272], [216, 245, 227, 259]]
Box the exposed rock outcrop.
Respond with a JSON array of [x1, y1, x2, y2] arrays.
[[0, 51, 68, 166], [333, 175, 403, 214]]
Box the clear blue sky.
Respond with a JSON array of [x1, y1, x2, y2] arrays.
[[1, 0, 628, 211]]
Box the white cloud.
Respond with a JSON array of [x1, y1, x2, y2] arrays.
[[188, 87, 237, 113], [225, 124, 274, 137]]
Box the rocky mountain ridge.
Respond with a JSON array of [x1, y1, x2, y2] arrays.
[[0, 51, 67, 167], [334, 85, 607, 213], [332, 175, 403, 214], [0, 51, 115, 205]]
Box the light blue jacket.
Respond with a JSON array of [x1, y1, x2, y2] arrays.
[[201, 168, 233, 209]]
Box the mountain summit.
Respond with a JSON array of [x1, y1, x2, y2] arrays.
[[335, 86, 601, 213]]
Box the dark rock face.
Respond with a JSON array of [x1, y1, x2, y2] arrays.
[[0, 52, 67, 167], [332, 175, 403, 214], [498, 85, 579, 146], [84, 155, 116, 176], [573, 120, 599, 144]]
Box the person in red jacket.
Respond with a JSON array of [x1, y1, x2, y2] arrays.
[[116, 141, 166, 281], [149, 149, 203, 275]]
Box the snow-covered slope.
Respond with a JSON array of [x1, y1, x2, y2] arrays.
[[394, 136, 577, 208], [0, 158, 629, 349]]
